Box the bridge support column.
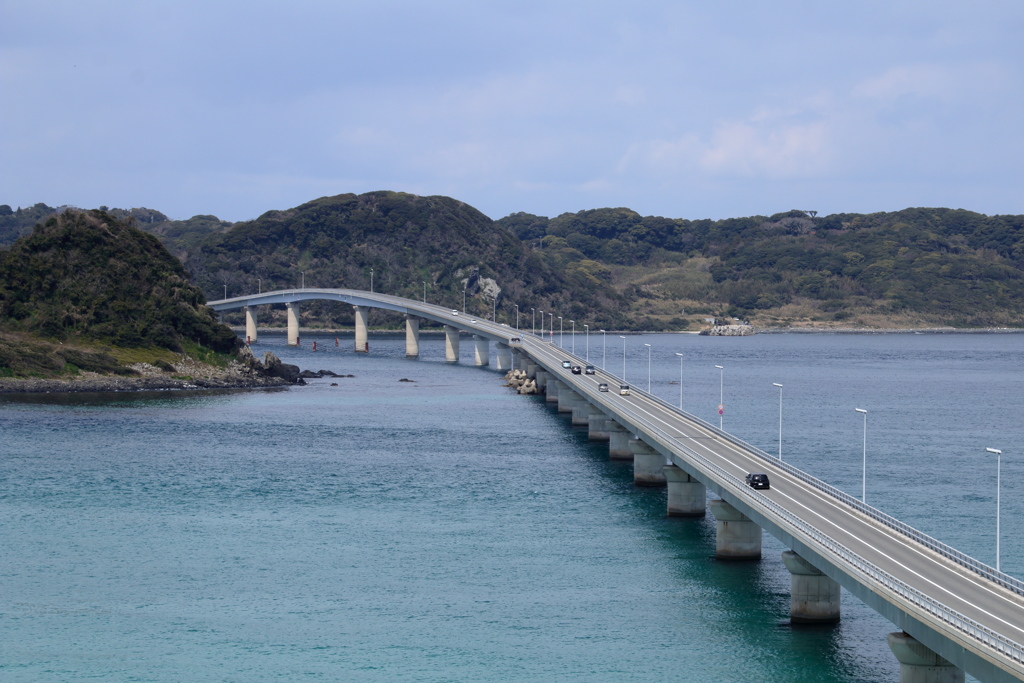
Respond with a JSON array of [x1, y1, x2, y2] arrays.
[[444, 325, 460, 362], [587, 407, 608, 441], [405, 315, 420, 358], [534, 369, 547, 391], [526, 361, 537, 378], [887, 632, 964, 683], [782, 550, 840, 623], [354, 305, 368, 352], [473, 335, 489, 366], [244, 305, 258, 344], [286, 302, 300, 346], [606, 421, 633, 460], [664, 465, 706, 517], [496, 343, 512, 371], [546, 379, 561, 404], [557, 384, 575, 413], [570, 394, 589, 426], [629, 438, 667, 486], [708, 499, 762, 560]]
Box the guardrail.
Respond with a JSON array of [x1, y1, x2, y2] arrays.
[[526, 339, 1024, 600]]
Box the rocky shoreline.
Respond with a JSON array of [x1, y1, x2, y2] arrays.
[[0, 346, 304, 395]]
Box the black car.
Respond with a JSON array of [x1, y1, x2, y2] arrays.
[[571, 365, 582, 374], [745, 473, 770, 490]]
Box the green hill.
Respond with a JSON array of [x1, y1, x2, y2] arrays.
[[0, 209, 238, 354], [185, 191, 635, 330]]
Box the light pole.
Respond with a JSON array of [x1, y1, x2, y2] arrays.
[[223, 283, 227, 299], [539, 310, 544, 338], [549, 313, 553, 343], [675, 353, 683, 409], [644, 343, 651, 392], [423, 281, 426, 302], [302, 271, 305, 289], [515, 305, 519, 330], [531, 308, 536, 334], [986, 447, 1003, 572], [773, 383, 783, 460], [463, 288, 466, 313], [620, 335, 627, 381], [570, 320, 575, 354], [558, 316, 563, 347], [855, 408, 867, 503], [257, 278, 261, 294], [601, 330, 606, 369], [715, 365, 724, 430], [370, 268, 373, 293], [492, 296, 496, 322], [584, 324, 589, 361]]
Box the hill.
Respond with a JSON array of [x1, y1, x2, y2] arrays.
[[184, 191, 636, 330], [0, 210, 238, 377]]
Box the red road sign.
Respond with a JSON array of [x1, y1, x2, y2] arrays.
[[718, 404, 724, 415]]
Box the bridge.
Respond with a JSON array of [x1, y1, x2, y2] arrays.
[[210, 288, 1024, 683]]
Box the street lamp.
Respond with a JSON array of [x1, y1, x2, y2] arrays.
[[370, 268, 373, 293], [558, 316, 563, 347], [257, 278, 261, 294], [531, 308, 536, 335], [985, 447, 1003, 572], [584, 324, 589, 361], [463, 288, 466, 313], [570, 320, 575, 354], [715, 365, 724, 430], [601, 330, 606, 369], [620, 335, 627, 381], [539, 310, 544, 338], [515, 304, 519, 330], [773, 383, 783, 460], [855, 408, 867, 503], [675, 353, 683, 409], [223, 283, 227, 299], [644, 343, 651, 392], [423, 281, 426, 302], [492, 296, 496, 322], [549, 313, 553, 343]]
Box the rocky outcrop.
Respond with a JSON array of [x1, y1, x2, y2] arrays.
[[699, 325, 755, 337], [262, 352, 303, 384], [503, 369, 538, 395]]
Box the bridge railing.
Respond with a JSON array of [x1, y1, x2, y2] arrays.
[[530, 338, 1024, 600]]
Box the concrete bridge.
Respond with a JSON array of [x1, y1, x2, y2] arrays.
[[210, 288, 1024, 683]]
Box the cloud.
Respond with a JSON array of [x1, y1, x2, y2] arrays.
[[852, 62, 1010, 102]]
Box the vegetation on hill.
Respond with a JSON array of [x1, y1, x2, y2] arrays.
[[0, 210, 238, 367], [185, 191, 637, 330]]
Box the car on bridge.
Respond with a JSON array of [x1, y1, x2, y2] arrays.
[[619, 384, 630, 396], [745, 473, 770, 490], [561, 360, 572, 369], [584, 365, 596, 374], [571, 365, 582, 374], [598, 383, 609, 392]]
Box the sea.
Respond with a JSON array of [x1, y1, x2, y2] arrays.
[[3, 330, 1023, 682]]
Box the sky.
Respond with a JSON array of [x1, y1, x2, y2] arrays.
[[2, 1, 1023, 223]]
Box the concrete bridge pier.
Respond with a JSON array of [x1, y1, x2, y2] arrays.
[[606, 421, 633, 460], [444, 325, 460, 362], [557, 384, 576, 413], [473, 335, 489, 366], [708, 499, 762, 560], [664, 465, 706, 517], [286, 302, 300, 345], [512, 351, 527, 372], [629, 438, 667, 486], [546, 378, 561, 404], [244, 305, 258, 344], [587, 407, 609, 441], [781, 550, 840, 623], [354, 305, 369, 352], [526, 361, 537, 378], [534, 369, 547, 391], [887, 632, 964, 683], [405, 315, 420, 358], [496, 343, 512, 371], [570, 393, 589, 426]]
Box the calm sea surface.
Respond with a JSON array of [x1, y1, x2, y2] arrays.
[[3, 331, 1023, 682]]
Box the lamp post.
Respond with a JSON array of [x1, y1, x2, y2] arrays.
[[515, 305, 519, 330], [675, 353, 683, 409], [986, 447, 1003, 572], [601, 330, 606, 369], [570, 320, 575, 354], [773, 383, 783, 460], [644, 343, 651, 392], [715, 365, 724, 430], [257, 278, 261, 294], [620, 335, 627, 381], [855, 408, 867, 503], [370, 269, 373, 293], [223, 283, 227, 300], [463, 288, 466, 313], [531, 308, 536, 335], [301, 271, 304, 289], [549, 313, 553, 343], [492, 296, 496, 322], [558, 316, 563, 347], [539, 310, 544, 338], [423, 281, 426, 302], [584, 324, 589, 361]]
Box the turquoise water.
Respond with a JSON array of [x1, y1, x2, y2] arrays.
[[3, 331, 1022, 681]]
